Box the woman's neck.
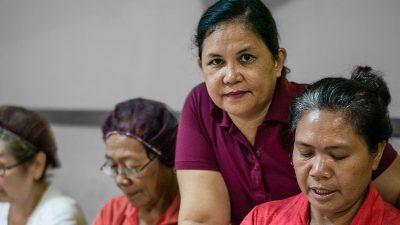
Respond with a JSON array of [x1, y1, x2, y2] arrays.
[[8, 181, 48, 225], [309, 191, 366, 225], [229, 104, 270, 146], [138, 171, 178, 225]]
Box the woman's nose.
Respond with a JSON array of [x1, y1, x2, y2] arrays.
[[223, 64, 243, 84], [309, 156, 331, 180], [115, 172, 131, 187]]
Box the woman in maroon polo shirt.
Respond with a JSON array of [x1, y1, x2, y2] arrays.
[[175, 0, 400, 225]]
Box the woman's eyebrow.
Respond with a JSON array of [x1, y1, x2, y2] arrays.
[[294, 141, 313, 148], [325, 145, 351, 152], [205, 53, 222, 58], [237, 47, 255, 54]]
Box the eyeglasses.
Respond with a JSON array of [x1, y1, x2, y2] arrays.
[[100, 156, 156, 179], [0, 156, 33, 177]]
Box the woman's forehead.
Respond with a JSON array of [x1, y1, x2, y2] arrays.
[[105, 135, 147, 160]]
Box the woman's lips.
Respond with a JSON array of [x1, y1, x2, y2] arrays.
[[310, 188, 335, 202], [124, 190, 140, 199], [224, 91, 247, 99]]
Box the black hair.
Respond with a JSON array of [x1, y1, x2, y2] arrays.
[[290, 66, 392, 153], [195, 0, 280, 58]]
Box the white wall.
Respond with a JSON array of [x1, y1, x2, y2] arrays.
[[1, 0, 400, 223]]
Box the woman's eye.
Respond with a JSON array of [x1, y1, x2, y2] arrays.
[[240, 54, 254, 63], [300, 152, 313, 158], [108, 164, 117, 170], [208, 58, 223, 66], [332, 155, 348, 161], [125, 164, 140, 170]]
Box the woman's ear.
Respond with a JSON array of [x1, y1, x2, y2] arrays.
[[274, 48, 287, 78], [372, 141, 386, 170], [31, 151, 47, 180]]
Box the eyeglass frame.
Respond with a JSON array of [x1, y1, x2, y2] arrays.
[[100, 155, 157, 179], [0, 154, 35, 177]]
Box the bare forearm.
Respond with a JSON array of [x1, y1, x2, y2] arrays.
[[177, 170, 231, 225]]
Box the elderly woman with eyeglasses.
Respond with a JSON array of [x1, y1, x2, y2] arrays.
[[0, 106, 87, 225], [93, 98, 180, 225]]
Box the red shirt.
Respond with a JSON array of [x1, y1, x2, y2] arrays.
[[92, 194, 179, 225], [241, 183, 400, 225], [175, 77, 398, 225]]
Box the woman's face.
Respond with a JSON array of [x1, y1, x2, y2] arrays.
[[105, 134, 170, 209], [293, 110, 383, 218], [200, 21, 285, 120], [0, 140, 37, 203]]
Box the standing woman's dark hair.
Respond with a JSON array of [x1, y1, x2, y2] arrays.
[[0, 106, 60, 179], [195, 0, 289, 75], [291, 65, 392, 154]]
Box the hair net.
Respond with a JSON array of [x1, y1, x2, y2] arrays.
[[102, 98, 178, 167]]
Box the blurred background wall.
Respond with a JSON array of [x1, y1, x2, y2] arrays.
[[1, 0, 399, 223]]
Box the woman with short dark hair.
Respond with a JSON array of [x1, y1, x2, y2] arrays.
[[241, 66, 400, 224]]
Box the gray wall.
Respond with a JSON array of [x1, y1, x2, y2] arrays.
[[0, 0, 203, 110], [1, 0, 400, 223]]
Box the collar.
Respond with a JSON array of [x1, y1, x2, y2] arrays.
[[125, 194, 180, 225]]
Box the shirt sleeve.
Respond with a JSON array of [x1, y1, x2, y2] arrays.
[[38, 198, 87, 225], [175, 84, 219, 171], [372, 142, 398, 180]]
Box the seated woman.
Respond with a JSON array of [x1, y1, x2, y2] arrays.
[[241, 66, 400, 225], [93, 98, 179, 225], [0, 106, 87, 225]]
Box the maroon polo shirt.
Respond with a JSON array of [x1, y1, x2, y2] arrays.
[[175, 77, 397, 225]]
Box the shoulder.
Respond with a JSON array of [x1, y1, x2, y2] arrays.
[[180, 82, 215, 128], [92, 195, 134, 225], [382, 200, 400, 224], [30, 184, 87, 224], [188, 82, 208, 97], [280, 77, 307, 97], [242, 194, 308, 225], [100, 195, 132, 213], [183, 83, 213, 110], [0, 203, 9, 222], [38, 184, 81, 210]]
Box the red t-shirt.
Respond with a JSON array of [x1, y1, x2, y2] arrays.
[[92, 194, 179, 225], [241, 183, 400, 225], [175, 77, 398, 225]]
